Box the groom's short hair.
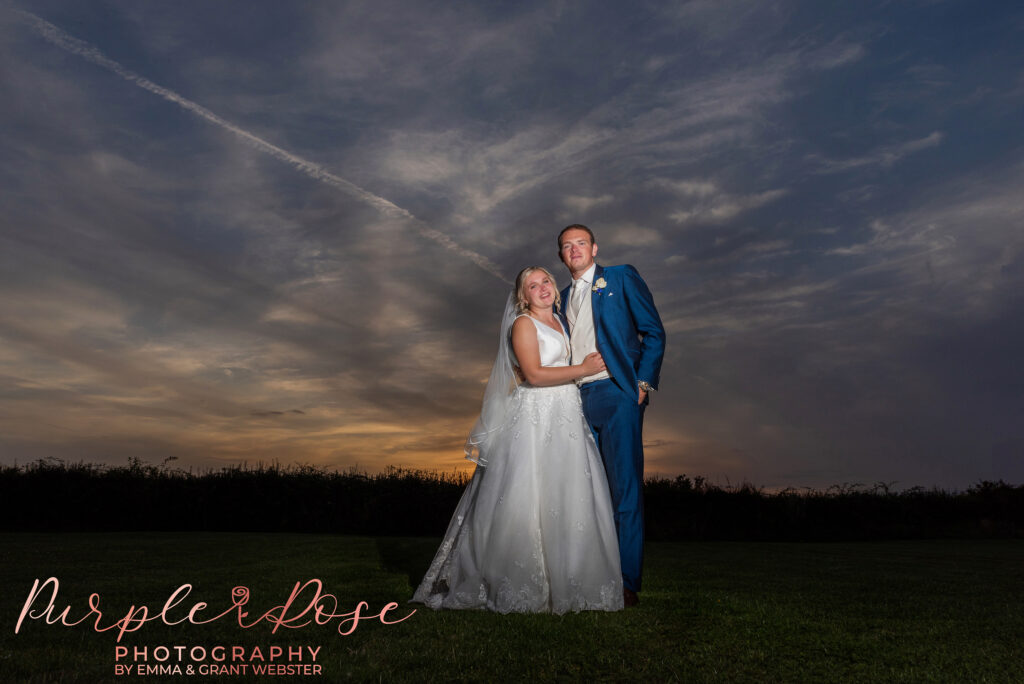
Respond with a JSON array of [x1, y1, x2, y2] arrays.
[[558, 224, 596, 250]]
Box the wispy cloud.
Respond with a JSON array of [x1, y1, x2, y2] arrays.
[[564, 194, 615, 213], [810, 131, 945, 174], [805, 40, 866, 71], [664, 180, 788, 226]]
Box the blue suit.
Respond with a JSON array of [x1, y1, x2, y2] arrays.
[[560, 263, 665, 592]]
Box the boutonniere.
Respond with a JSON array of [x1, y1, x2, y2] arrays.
[[592, 277, 607, 293]]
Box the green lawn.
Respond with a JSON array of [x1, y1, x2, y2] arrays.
[[1, 534, 1021, 682]]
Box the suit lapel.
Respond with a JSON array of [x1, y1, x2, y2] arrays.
[[590, 263, 604, 332], [559, 284, 571, 333]]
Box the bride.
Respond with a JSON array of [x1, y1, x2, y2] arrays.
[[412, 266, 623, 613]]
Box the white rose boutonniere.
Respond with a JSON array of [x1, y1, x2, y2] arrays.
[[592, 277, 607, 293]]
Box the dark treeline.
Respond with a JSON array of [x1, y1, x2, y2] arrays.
[[2, 459, 1021, 540]]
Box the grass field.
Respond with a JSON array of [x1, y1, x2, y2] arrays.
[[1, 533, 1021, 682]]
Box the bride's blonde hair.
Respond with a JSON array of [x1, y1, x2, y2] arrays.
[[514, 266, 561, 315]]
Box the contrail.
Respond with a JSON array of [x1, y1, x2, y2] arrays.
[[18, 10, 511, 284]]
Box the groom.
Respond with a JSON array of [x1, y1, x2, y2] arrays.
[[558, 224, 665, 608]]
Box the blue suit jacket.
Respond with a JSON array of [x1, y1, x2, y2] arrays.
[[560, 264, 666, 402]]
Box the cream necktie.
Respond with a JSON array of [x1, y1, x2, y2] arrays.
[[568, 279, 587, 327]]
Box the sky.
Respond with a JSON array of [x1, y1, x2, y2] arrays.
[[1, 0, 1022, 489]]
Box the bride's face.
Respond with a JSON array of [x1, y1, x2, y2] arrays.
[[524, 271, 556, 312]]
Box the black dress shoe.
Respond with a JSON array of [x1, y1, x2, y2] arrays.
[[623, 588, 639, 607]]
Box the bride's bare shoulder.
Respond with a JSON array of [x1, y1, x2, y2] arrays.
[[512, 314, 536, 333]]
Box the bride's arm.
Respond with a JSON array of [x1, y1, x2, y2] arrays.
[[511, 317, 605, 387]]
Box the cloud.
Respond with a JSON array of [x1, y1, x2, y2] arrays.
[[307, 1, 548, 91], [824, 163, 1024, 307], [564, 194, 615, 213], [602, 223, 664, 248], [811, 131, 945, 174], [664, 180, 788, 226], [805, 40, 866, 71]]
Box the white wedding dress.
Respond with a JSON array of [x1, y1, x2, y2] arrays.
[[412, 315, 623, 613]]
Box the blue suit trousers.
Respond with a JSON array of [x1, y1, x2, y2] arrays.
[[579, 378, 645, 592]]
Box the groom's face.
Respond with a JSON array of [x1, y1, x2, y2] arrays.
[[559, 229, 598, 276]]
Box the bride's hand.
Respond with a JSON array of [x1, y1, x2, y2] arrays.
[[580, 352, 605, 376]]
